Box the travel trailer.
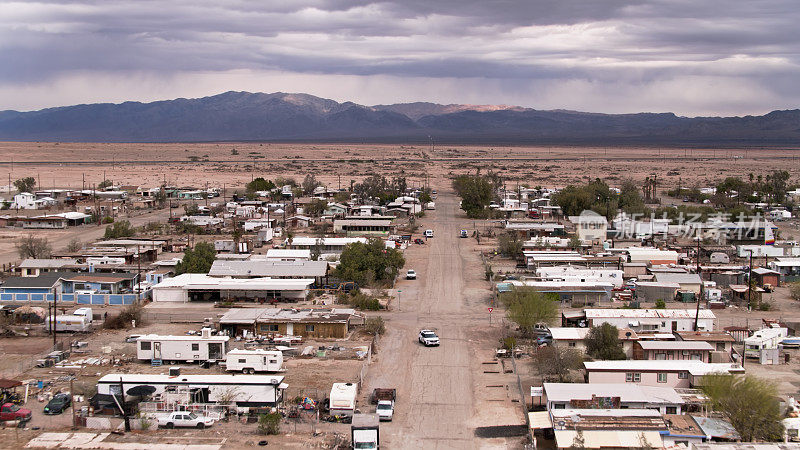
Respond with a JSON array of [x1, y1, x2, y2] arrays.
[[329, 382, 358, 418], [224, 349, 284, 373], [136, 328, 229, 363]]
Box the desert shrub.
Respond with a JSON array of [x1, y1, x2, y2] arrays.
[[345, 292, 382, 311], [364, 317, 386, 335], [258, 412, 281, 435], [654, 299, 666, 309], [104, 303, 144, 329]]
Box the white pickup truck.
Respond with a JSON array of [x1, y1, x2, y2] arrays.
[[157, 411, 215, 429], [376, 400, 394, 421]]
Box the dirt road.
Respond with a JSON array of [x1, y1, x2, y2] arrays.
[[366, 187, 525, 449]]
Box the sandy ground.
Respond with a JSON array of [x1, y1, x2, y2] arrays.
[[2, 142, 799, 194]]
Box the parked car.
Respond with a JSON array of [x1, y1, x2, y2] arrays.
[[460, 229, 468, 238], [418, 330, 440, 347], [0, 403, 32, 423], [414, 238, 425, 245], [406, 270, 417, 280], [43, 393, 71, 415], [157, 411, 215, 429], [424, 229, 434, 238], [536, 334, 553, 346]]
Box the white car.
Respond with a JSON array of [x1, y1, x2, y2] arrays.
[[406, 269, 417, 280], [157, 411, 215, 429], [376, 400, 394, 421], [418, 329, 440, 347], [424, 229, 434, 238]]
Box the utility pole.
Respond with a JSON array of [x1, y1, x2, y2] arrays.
[[119, 378, 130, 431], [70, 376, 77, 430], [136, 245, 141, 293], [694, 236, 704, 331], [747, 249, 754, 310], [52, 286, 57, 347]]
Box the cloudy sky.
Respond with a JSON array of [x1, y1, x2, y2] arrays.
[[1, 0, 799, 115]]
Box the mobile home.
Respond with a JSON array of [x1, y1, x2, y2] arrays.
[[44, 312, 92, 332], [224, 349, 284, 373], [329, 382, 358, 417], [96, 373, 286, 407], [136, 328, 229, 363], [744, 327, 788, 358]]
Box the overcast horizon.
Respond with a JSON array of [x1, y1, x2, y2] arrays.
[[2, 1, 800, 116]]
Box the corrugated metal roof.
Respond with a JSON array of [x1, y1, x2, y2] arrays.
[[208, 260, 327, 278], [637, 340, 714, 351], [543, 383, 684, 404], [554, 430, 663, 448]]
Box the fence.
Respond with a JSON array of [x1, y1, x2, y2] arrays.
[[0, 340, 67, 378], [0, 292, 142, 305]]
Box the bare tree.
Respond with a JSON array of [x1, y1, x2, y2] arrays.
[[16, 235, 52, 259], [66, 238, 83, 253]]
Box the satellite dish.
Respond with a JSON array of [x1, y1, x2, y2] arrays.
[[626, 332, 632, 337]]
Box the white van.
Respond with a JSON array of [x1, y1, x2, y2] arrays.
[[424, 229, 434, 238]]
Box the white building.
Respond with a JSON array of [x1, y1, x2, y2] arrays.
[[569, 210, 608, 244], [151, 273, 313, 303], [536, 267, 624, 288], [265, 249, 311, 262], [583, 308, 715, 333]]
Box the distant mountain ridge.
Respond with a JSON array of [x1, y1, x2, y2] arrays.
[[1, 91, 799, 145]]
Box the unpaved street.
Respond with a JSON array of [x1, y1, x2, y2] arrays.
[[366, 185, 525, 449]]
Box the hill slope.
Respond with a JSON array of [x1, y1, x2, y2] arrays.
[[1, 91, 799, 144]]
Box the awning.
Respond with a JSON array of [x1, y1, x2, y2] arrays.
[[554, 430, 663, 448], [528, 411, 552, 430]]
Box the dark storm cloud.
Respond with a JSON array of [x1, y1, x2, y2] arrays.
[[1, 0, 799, 114]]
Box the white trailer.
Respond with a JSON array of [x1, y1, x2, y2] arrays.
[[329, 382, 358, 418], [744, 327, 788, 358], [45, 313, 92, 332], [97, 373, 287, 407], [136, 328, 229, 363], [224, 349, 284, 374]]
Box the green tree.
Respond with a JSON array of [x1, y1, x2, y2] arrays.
[[497, 231, 523, 257], [533, 346, 584, 382], [418, 188, 433, 205], [619, 179, 648, 215], [334, 238, 405, 285], [13, 176, 36, 193], [184, 203, 200, 216], [584, 323, 626, 360], [302, 174, 322, 195], [305, 199, 329, 217], [453, 174, 494, 218], [551, 179, 619, 220], [503, 288, 558, 337], [246, 177, 276, 193], [104, 220, 135, 239], [701, 374, 784, 442], [98, 179, 113, 189], [176, 242, 216, 274]]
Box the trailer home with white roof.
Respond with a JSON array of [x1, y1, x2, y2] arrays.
[[582, 308, 716, 333], [96, 373, 286, 406], [136, 328, 229, 363]]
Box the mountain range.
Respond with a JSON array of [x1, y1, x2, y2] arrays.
[[1, 91, 799, 145]]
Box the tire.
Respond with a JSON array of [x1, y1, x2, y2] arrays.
[[196, 423, 205, 429], [166, 423, 174, 429]]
